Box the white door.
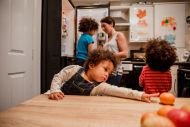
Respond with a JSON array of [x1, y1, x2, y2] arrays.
[[0, 0, 40, 111]]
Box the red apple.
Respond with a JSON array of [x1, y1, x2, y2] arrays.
[[167, 109, 190, 127]]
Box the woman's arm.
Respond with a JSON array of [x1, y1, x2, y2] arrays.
[[116, 32, 128, 58]]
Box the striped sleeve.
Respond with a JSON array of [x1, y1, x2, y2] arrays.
[[139, 66, 145, 87]]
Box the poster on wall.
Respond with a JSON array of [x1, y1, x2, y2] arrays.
[[160, 17, 177, 44], [154, 3, 185, 48], [130, 5, 154, 42], [76, 6, 109, 49]]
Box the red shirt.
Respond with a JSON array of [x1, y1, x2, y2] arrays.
[[139, 65, 172, 94]]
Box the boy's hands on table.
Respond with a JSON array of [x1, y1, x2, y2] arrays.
[[48, 92, 160, 102], [49, 92, 64, 100], [141, 93, 160, 103]]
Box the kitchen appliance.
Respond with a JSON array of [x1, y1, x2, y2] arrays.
[[130, 49, 145, 62], [177, 52, 190, 97], [120, 49, 145, 90], [97, 32, 106, 46], [76, 5, 109, 49]]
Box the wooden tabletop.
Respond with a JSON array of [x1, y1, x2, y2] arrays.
[[0, 94, 190, 127]]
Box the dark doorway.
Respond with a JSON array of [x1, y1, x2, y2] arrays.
[[41, 0, 62, 93]]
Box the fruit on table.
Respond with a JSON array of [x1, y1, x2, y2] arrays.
[[157, 105, 175, 117], [140, 112, 157, 124], [167, 109, 190, 127], [159, 92, 175, 105], [181, 104, 190, 112], [141, 114, 175, 127]]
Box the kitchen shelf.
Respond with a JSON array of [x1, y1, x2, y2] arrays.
[[110, 5, 130, 10], [115, 23, 130, 26], [110, 5, 130, 43]]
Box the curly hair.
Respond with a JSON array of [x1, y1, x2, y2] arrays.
[[100, 16, 115, 27], [78, 17, 99, 32], [84, 49, 120, 72], [145, 39, 177, 71]]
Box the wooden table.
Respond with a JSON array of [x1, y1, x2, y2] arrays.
[[0, 94, 190, 127]]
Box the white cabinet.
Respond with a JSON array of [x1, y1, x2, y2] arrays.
[[110, 5, 130, 26], [154, 3, 186, 48], [110, 5, 130, 43], [129, 5, 154, 42]]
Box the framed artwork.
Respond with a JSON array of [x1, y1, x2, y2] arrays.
[[130, 5, 154, 42], [154, 3, 185, 48]]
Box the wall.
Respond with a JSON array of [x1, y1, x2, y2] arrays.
[[127, 2, 190, 60], [62, 0, 75, 57], [185, 3, 190, 50]]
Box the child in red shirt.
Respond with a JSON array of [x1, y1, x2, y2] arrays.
[[139, 39, 177, 94]]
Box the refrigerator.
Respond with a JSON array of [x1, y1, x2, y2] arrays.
[[76, 5, 109, 49]]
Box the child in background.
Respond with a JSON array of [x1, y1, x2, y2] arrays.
[[139, 39, 177, 94], [76, 17, 99, 66], [49, 49, 159, 103]]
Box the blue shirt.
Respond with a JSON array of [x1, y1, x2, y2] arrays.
[[76, 33, 94, 60]]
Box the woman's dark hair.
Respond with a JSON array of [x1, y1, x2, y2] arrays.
[[100, 16, 115, 27], [145, 39, 177, 71], [84, 49, 120, 72], [78, 17, 99, 32]]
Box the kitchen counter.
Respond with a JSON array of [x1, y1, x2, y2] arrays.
[[121, 61, 190, 96], [0, 94, 190, 127], [122, 61, 190, 66]]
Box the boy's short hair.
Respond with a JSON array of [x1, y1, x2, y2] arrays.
[[84, 49, 120, 72], [145, 39, 177, 71], [79, 17, 99, 32]]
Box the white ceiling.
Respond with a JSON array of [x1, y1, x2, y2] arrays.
[[70, 0, 187, 6]]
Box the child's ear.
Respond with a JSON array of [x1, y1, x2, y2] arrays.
[[89, 63, 95, 69]]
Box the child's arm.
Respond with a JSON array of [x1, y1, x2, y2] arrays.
[[49, 65, 81, 100], [90, 82, 159, 103]]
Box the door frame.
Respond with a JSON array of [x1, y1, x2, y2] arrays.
[[41, 0, 62, 93]]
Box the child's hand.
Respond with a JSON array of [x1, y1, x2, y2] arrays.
[[49, 92, 64, 100], [141, 93, 160, 103]]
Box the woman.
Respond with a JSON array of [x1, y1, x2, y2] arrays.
[[100, 16, 128, 86]]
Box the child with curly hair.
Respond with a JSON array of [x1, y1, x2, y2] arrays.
[[76, 17, 99, 66], [139, 39, 177, 94], [49, 49, 159, 103]]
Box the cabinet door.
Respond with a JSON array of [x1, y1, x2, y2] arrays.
[[154, 3, 185, 48], [130, 5, 154, 42]]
